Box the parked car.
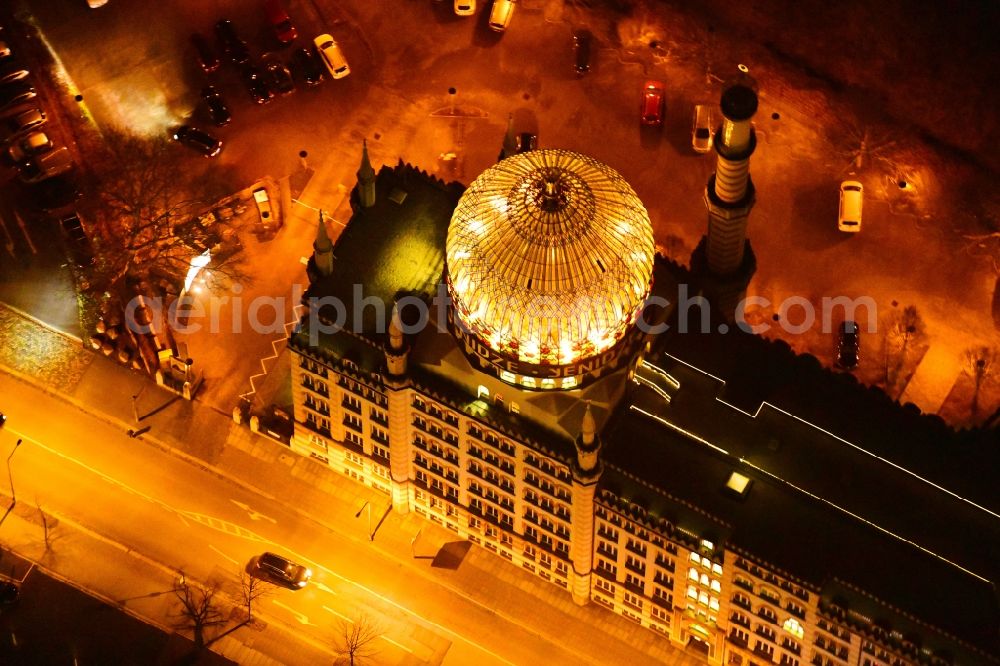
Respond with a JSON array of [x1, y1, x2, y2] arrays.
[[0, 580, 18, 607], [0, 40, 11, 60], [26, 173, 83, 212], [516, 132, 536, 154], [60, 213, 95, 267], [640, 80, 665, 126], [0, 106, 45, 144], [252, 186, 277, 229], [191, 33, 220, 73], [171, 125, 222, 157], [691, 104, 713, 153], [8, 130, 52, 163], [0, 82, 36, 114], [0, 412, 5, 427], [265, 61, 296, 95], [241, 65, 273, 104], [838, 180, 863, 232], [18, 146, 74, 183], [573, 30, 591, 76], [292, 47, 323, 86], [264, 0, 298, 44], [454, 0, 476, 16], [215, 19, 250, 65], [0, 62, 28, 85], [252, 552, 311, 589], [200, 86, 231, 126], [314, 34, 350, 79], [837, 320, 860, 370], [488, 0, 516, 32]]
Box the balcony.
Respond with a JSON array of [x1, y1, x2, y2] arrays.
[[624, 559, 646, 576], [731, 596, 752, 612], [596, 543, 617, 560], [730, 613, 751, 629], [341, 398, 361, 414], [301, 379, 328, 398], [728, 632, 749, 649], [343, 416, 362, 433], [625, 540, 647, 557], [370, 411, 388, 427], [734, 578, 754, 592]]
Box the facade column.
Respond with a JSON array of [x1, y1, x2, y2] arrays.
[[384, 303, 412, 514], [570, 403, 602, 606]]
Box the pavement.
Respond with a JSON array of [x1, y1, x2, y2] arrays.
[[0, 301, 704, 666]]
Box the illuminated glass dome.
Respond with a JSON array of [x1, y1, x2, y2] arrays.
[[446, 149, 654, 387]]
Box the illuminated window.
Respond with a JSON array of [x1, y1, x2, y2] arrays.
[[690, 553, 701, 564], [709, 597, 720, 611], [477, 385, 490, 399], [700, 539, 714, 552], [783, 618, 804, 640], [712, 563, 723, 576], [687, 585, 698, 599], [509, 401, 520, 415], [699, 591, 709, 605], [500, 371, 516, 383], [520, 377, 537, 388], [700, 573, 709, 586], [725, 471, 752, 497], [711, 579, 721, 593], [540, 378, 556, 389], [689, 568, 699, 581], [561, 376, 578, 389]]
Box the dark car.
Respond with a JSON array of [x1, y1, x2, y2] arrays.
[[60, 213, 95, 267], [214, 19, 250, 65], [0, 82, 36, 113], [253, 552, 311, 589], [26, 173, 83, 213], [291, 47, 323, 86], [264, 0, 298, 44], [200, 86, 231, 126], [191, 33, 219, 73], [837, 320, 860, 370], [265, 61, 295, 96], [0, 412, 5, 428], [515, 132, 536, 154], [573, 30, 591, 76], [242, 65, 273, 104], [0, 580, 18, 607], [640, 79, 665, 126], [172, 125, 222, 157]]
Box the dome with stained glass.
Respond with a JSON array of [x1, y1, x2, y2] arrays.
[[446, 149, 654, 388]]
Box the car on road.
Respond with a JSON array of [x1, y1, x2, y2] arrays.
[[265, 61, 295, 95], [241, 65, 273, 104], [264, 0, 298, 44], [573, 30, 591, 76], [0, 106, 45, 144], [60, 213, 96, 267], [838, 180, 863, 232], [314, 34, 350, 79], [8, 130, 52, 163], [0, 62, 28, 85], [18, 146, 74, 183], [215, 19, 250, 65], [640, 80, 665, 126], [837, 320, 860, 370], [0, 82, 36, 114], [454, 0, 476, 16], [253, 552, 311, 589], [171, 125, 222, 157], [0, 412, 5, 428], [692, 104, 713, 153], [200, 86, 231, 126], [516, 132, 536, 154], [488, 0, 516, 32], [292, 47, 323, 86], [191, 33, 220, 73]]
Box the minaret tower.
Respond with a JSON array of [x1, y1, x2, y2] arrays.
[[384, 302, 413, 514], [570, 402, 603, 606], [357, 139, 376, 208], [692, 71, 760, 322], [313, 210, 334, 278]]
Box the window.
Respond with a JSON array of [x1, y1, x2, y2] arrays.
[[477, 385, 489, 399], [783, 618, 804, 640], [595, 578, 615, 595], [623, 591, 642, 611]]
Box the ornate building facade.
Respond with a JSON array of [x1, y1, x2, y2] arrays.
[[286, 83, 999, 666]]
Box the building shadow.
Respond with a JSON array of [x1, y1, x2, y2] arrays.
[[430, 541, 472, 569]]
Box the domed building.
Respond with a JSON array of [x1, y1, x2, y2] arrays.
[[287, 130, 1000, 666], [446, 149, 655, 390]]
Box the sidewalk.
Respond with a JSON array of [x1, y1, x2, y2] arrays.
[[898, 342, 960, 414], [0, 302, 698, 665]]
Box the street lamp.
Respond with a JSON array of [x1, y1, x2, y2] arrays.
[[0, 439, 21, 526]]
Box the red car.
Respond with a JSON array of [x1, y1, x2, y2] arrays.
[[265, 0, 298, 44], [640, 80, 665, 126]]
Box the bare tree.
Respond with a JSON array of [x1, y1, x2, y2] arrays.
[[332, 614, 383, 666], [171, 575, 227, 650], [964, 346, 997, 417], [85, 127, 249, 296], [892, 305, 924, 356], [240, 570, 269, 622]]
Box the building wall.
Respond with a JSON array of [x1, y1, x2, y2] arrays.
[[289, 344, 977, 666]]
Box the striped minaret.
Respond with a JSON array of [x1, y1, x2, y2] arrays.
[[384, 302, 413, 514], [705, 81, 759, 275], [570, 402, 602, 606]]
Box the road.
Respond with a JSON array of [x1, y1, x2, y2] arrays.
[[0, 366, 701, 665]]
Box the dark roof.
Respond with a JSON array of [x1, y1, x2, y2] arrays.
[[602, 350, 1000, 659]]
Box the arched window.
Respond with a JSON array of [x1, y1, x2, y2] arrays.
[[783, 617, 804, 640]]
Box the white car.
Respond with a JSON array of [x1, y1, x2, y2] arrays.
[[454, 0, 476, 16], [691, 104, 713, 153], [8, 130, 52, 163], [838, 180, 863, 233], [253, 186, 274, 227], [314, 34, 350, 79]]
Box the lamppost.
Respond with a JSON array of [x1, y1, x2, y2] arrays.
[[1, 439, 21, 526]]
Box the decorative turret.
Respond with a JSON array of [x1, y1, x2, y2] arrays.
[[357, 139, 376, 208], [498, 113, 517, 162], [313, 210, 334, 278], [384, 301, 409, 379], [569, 401, 603, 606]]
